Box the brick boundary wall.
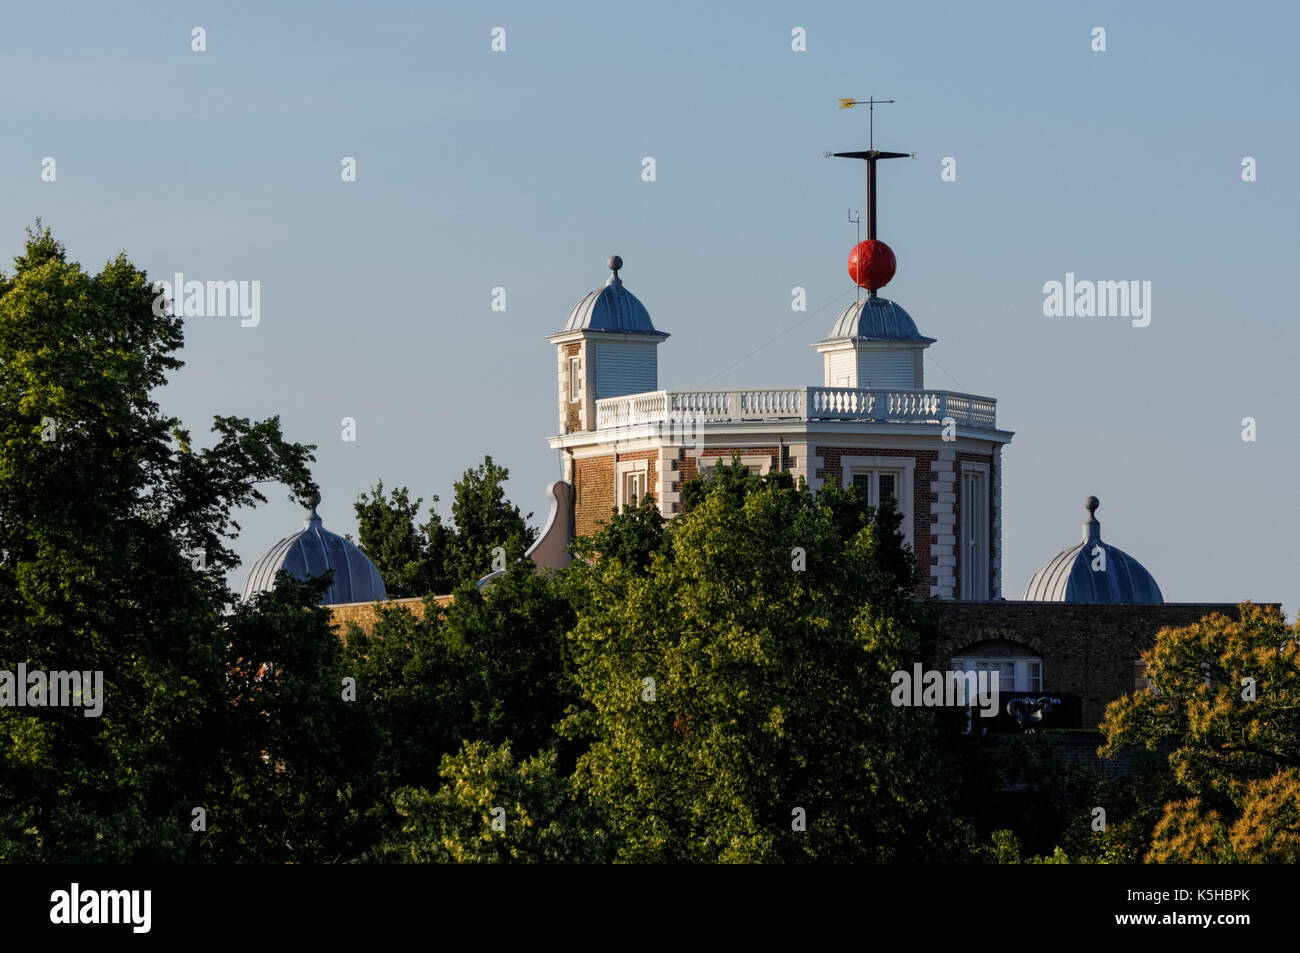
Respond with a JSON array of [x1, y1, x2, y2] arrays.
[[933, 601, 1273, 727], [327, 595, 451, 639]]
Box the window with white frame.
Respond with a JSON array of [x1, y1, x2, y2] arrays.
[[950, 656, 1043, 693], [850, 469, 899, 507], [615, 459, 650, 510], [840, 455, 914, 550], [1134, 659, 1155, 693], [568, 356, 581, 400], [960, 463, 990, 600], [623, 470, 645, 504]]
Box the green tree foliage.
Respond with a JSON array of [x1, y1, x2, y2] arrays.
[[354, 482, 455, 597], [210, 574, 386, 863], [1099, 602, 1300, 863], [562, 459, 974, 862], [377, 741, 611, 863], [344, 560, 578, 837], [0, 225, 336, 861], [449, 456, 536, 582], [354, 456, 535, 597], [572, 491, 666, 574]]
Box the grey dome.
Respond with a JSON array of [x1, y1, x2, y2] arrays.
[[824, 297, 935, 343], [562, 257, 660, 334], [241, 495, 387, 605], [1022, 497, 1163, 604]]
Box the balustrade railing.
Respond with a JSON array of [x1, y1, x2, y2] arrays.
[[594, 387, 998, 430]]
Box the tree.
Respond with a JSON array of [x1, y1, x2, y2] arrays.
[[354, 482, 455, 597], [354, 456, 535, 596], [0, 224, 326, 861], [1099, 602, 1300, 862], [377, 741, 611, 864], [448, 455, 535, 583], [562, 459, 974, 862], [341, 559, 579, 844], [209, 574, 386, 863]]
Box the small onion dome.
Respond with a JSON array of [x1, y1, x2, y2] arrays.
[[823, 296, 936, 344], [241, 493, 387, 606], [561, 255, 660, 334], [1022, 496, 1163, 604]]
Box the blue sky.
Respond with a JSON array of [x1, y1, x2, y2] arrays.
[[3, 1, 1296, 614]]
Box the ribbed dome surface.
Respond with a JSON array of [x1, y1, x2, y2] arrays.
[[825, 296, 935, 343], [241, 497, 387, 606], [562, 257, 659, 334], [1022, 498, 1163, 604]]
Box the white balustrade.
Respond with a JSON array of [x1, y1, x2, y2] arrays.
[[595, 387, 998, 430]]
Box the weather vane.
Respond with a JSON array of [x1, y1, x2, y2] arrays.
[[838, 96, 893, 151], [826, 97, 916, 299], [826, 97, 915, 241]]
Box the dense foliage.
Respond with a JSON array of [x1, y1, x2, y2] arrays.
[[354, 457, 536, 597], [2, 228, 1292, 864]]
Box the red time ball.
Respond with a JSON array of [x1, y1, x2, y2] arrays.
[[848, 239, 896, 291]]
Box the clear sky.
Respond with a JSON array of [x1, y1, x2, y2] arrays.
[[3, 1, 1296, 615]]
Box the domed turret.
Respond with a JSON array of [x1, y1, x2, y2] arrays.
[[561, 255, 660, 334], [241, 493, 387, 605], [1022, 497, 1163, 603], [814, 296, 935, 390], [548, 257, 670, 436]]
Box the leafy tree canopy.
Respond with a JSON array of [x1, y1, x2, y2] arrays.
[[354, 456, 535, 597], [1100, 602, 1300, 863]]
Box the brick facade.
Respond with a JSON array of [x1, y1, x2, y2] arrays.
[[814, 445, 940, 598], [573, 449, 659, 537], [570, 441, 1001, 601], [933, 601, 1271, 727], [327, 595, 451, 639]]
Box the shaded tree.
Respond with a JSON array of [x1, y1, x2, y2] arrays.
[[354, 482, 455, 597], [0, 224, 323, 861]]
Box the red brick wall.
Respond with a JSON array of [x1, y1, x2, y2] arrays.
[[677, 452, 697, 487], [574, 454, 614, 538], [574, 450, 658, 536], [693, 447, 780, 471], [814, 446, 938, 597]]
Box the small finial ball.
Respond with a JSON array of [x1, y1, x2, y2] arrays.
[[848, 240, 896, 290], [607, 255, 623, 274], [1085, 495, 1099, 514], [309, 490, 322, 510]]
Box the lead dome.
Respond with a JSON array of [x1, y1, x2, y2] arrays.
[[561, 256, 662, 335], [241, 493, 387, 605], [1022, 497, 1163, 604]]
